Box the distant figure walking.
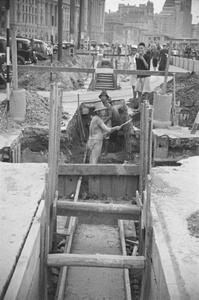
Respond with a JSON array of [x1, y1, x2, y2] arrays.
[[158, 43, 168, 71], [128, 44, 137, 99], [151, 46, 159, 71]]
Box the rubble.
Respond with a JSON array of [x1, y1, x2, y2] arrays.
[[18, 52, 92, 91]]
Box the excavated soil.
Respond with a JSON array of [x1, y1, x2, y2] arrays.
[[127, 72, 199, 127], [18, 52, 92, 91], [187, 210, 199, 238]]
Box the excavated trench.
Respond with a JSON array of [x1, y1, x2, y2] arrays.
[[9, 99, 198, 299]]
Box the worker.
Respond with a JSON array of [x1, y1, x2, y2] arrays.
[[88, 102, 121, 164], [99, 90, 112, 156]]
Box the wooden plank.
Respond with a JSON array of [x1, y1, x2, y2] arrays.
[[18, 65, 95, 73], [141, 176, 153, 300], [172, 73, 176, 126], [63, 175, 79, 197], [57, 201, 141, 220], [88, 175, 101, 196], [4, 201, 45, 300], [59, 163, 140, 176], [139, 103, 144, 197], [148, 108, 153, 174], [162, 40, 173, 94], [118, 220, 132, 300], [143, 101, 150, 194], [191, 111, 199, 134], [47, 253, 145, 269], [114, 69, 185, 76], [136, 190, 142, 209], [16, 65, 185, 76]]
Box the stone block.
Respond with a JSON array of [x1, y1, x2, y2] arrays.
[[188, 59, 194, 72], [183, 58, 188, 70], [193, 60, 199, 74], [10, 89, 26, 121]]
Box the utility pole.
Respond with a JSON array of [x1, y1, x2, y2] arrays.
[[50, 16, 54, 81], [88, 0, 92, 54], [6, 0, 10, 113], [58, 0, 62, 62], [77, 0, 83, 49], [70, 0, 75, 42]]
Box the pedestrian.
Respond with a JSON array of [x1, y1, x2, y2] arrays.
[[158, 43, 168, 71], [128, 45, 137, 99], [134, 42, 151, 111], [151, 45, 159, 71], [88, 102, 121, 164]]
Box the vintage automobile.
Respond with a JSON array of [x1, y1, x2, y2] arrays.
[[0, 36, 37, 65]]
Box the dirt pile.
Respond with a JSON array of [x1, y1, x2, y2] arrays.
[[18, 51, 92, 91], [128, 72, 199, 127], [0, 91, 68, 133]]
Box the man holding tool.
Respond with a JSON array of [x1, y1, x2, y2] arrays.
[[88, 102, 121, 164]]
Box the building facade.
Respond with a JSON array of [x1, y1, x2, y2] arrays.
[[154, 0, 192, 38], [0, 0, 105, 43]]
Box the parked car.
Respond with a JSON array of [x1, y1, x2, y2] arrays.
[[32, 38, 48, 61], [0, 36, 37, 65]]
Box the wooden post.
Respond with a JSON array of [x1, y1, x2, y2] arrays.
[[139, 103, 144, 198], [57, 201, 141, 220], [58, 0, 63, 62], [140, 176, 153, 300], [47, 253, 145, 269], [162, 40, 173, 94], [172, 73, 176, 125], [147, 107, 153, 174], [11, 28, 18, 90]]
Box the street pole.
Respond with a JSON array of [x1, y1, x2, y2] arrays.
[[6, 0, 10, 113], [77, 0, 83, 49], [11, 28, 18, 90], [58, 0, 62, 62], [50, 16, 54, 81], [88, 0, 92, 56]]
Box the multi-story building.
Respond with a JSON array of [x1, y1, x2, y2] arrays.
[[0, 0, 105, 43], [104, 14, 123, 44], [154, 0, 192, 38], [118, 1, 154, 32]]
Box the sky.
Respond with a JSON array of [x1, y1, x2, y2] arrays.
[[105, 0, 199, 23]]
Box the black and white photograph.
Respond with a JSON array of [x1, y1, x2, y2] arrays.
[[0, 0, 199, 299]]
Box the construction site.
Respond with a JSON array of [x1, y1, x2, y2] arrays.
[[1, 1, 199, 300]]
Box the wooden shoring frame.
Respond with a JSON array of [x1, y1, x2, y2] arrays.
[[55, 148, 88, 300]]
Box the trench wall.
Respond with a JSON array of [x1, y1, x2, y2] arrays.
[[3, 201, 46, 300], [170, 56, 199, 74], [149, 203, 180, 300]]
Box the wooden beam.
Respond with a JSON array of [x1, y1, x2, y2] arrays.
[[47, 253, 145, 269], [118, 220, 132, 300], [16, 65, 185, 76], [57, 201, 141, 220], [114, 69, 185, 76], [58, 164, 140, 176], [17, 65, 95, 73]]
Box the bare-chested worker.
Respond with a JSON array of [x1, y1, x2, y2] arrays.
[[88, 102, 121, 164]]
